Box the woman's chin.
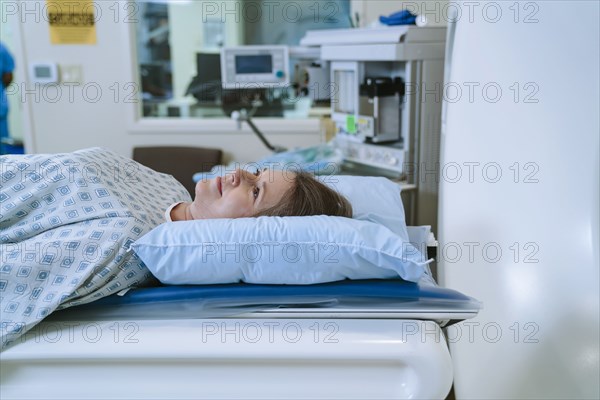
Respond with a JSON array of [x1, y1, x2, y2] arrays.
[[194, 179, 215, 201]]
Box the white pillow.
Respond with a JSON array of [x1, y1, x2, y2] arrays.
[[320, 175, 409, 241], [132, 215, 429, 285]]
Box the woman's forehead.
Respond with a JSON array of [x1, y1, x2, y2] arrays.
[[259, 168, 296, 183]]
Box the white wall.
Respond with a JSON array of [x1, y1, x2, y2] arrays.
[[6, 0, 321, 161]]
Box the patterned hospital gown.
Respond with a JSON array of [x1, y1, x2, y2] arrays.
[[0, 148, 191, 348]]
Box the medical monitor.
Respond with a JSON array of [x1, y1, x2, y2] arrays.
[[221, 46, 289, 89]]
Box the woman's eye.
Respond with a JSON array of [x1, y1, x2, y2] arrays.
[[254, 169, 261, 177], [253, 186, 260, 199]]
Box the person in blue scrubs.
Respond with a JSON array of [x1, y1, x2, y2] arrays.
[[0, 42, 15, 155]]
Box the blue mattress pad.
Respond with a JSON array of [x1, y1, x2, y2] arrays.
[[51, 279, 481, 325]]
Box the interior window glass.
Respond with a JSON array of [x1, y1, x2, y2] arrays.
[[135, 0, 351, 119]]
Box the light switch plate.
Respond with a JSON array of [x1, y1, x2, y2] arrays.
[[60, 65, 83, 84]]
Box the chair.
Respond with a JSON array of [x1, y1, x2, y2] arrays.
[[132, 146, 222, 198]]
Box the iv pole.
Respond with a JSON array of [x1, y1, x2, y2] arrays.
[[230, 99, 287, 154]]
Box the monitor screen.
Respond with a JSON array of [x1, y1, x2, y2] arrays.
[[235, 55, 273, 74]]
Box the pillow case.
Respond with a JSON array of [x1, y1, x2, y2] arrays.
[[131, 215, 429, 285], [319, 175, 409, 241]]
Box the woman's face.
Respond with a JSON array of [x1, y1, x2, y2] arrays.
[[188, 168, 294, 219]]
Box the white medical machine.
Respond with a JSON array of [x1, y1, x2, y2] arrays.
[[221, 45, 329, 153], [220, 45, 290, 88], [301, 26, 446, 231], [439, 3, 600, 399]]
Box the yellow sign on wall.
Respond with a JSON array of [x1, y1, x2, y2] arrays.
[[47, 0, 97, 44]]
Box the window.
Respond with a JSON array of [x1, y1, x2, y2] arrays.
[[135, 0, 351, 119]]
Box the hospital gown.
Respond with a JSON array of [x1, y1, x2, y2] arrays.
[[0, 147, 190, 349]]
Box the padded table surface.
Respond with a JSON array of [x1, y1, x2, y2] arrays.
[[50, 279, 480, 325], [92, 278, 469, 304]]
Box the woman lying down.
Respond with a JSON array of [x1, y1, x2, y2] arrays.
[[0, 147, 352, 349]]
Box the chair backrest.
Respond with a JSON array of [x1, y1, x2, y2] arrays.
[[132, 146, 222, 198]]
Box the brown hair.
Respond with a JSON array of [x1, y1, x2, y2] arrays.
[[253, 171, 353, 218]]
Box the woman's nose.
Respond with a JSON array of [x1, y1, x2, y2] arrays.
[[230, 169, 240, 187], [223, 170, 237, 188], [230, 168, 250, 187]]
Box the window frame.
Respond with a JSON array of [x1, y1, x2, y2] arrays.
[[123, 0, 322, 136]]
